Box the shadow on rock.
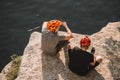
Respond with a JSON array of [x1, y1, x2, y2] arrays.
[[85, 69, 105, 80], [103, 37, 120, 80], [41, 52, 67, 80]]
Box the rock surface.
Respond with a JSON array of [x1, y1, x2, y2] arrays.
[[0, 73, 7, 80], [2, 22, 120, 80], [1, 62, 13, 80]]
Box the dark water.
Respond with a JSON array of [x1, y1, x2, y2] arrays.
[[0, 0, 120, 71]]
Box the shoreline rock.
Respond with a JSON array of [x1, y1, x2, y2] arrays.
[[1, 22, 120, 80]]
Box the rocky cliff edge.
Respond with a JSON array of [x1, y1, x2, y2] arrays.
[[2, 22, 120, 80]]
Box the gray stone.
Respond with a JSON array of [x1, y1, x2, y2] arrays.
[[0, 73, 7, 80], [3, 22, 120, 80]]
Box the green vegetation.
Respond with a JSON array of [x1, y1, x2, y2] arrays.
[[6, 54, 21, 80]]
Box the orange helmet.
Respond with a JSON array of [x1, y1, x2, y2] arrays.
[[47, 20, 62, 32], [80, 36, 91, 47]]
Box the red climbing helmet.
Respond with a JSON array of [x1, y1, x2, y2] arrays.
[[80, 36, 91, 47], [47, 20, 62, 32]]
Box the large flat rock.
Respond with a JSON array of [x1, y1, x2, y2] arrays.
[[6, 22, 120, 80]]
